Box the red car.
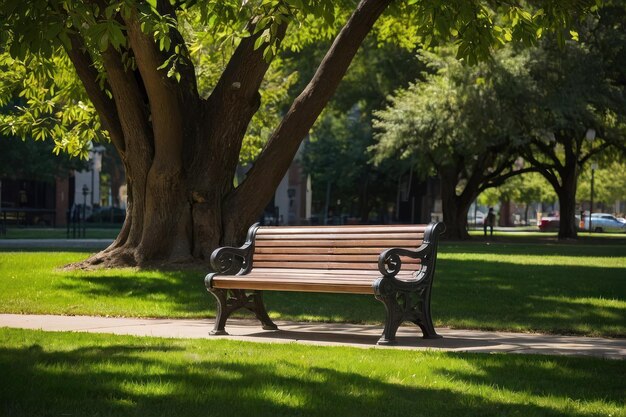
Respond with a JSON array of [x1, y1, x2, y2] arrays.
[[538, 216, 560, 232], [538, 215, 582, 232]]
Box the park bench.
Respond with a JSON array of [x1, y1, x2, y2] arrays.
[[205, 222, 445, 345]]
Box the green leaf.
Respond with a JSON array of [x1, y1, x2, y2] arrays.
[[99, 33, 109, 52]]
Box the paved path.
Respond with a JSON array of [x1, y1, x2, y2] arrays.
[[1, 314, 624, 359]]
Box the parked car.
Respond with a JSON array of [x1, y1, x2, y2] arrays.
[[538, 215, 560, 232], [467, 211, 486, 226], [582, 213, 626, 233], [538, 214, 582, 232]]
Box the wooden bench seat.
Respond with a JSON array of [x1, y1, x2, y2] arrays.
[[205, 222, 445, 345]]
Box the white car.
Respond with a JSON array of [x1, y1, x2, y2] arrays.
[[467, 211, 486, 225], [582, 213, 626, 233]]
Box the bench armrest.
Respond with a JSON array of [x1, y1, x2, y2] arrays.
[[210, 243, 253, 274], [375, 222, 445, 293], [209, 223, 260, 276]]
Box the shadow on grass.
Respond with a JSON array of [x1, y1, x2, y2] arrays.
[[433, 353, 626, 404], [0, 331, 623, 417], [434, 260, 626, 337], [57, 270, 212, 316], [441, 240, 626, 257]]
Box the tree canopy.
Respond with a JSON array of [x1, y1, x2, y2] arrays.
[[0, 0, 600, 265], [374, 3, 626, 239], [372, 47, 535, 238]]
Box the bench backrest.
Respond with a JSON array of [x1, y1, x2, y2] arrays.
[[251, 225, 428, 272]]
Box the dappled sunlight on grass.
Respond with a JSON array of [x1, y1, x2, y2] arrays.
[[434, 259, 626, 337], [0, 329, 624, 417], [531, 296, 625, 310], [440, 253, 626, 268], [0, 251, 212, 318]]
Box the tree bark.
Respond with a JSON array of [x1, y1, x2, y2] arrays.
[[557, 166, 579, 239], [67, 0, 393, 269], [439, 168, 472, 240], [523, 136, 583, 240]]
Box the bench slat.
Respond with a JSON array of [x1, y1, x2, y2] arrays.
[[211, 277, 376, 294], [242, 274, 386, 281], [251, 261, 392, 270], [250, 268, 410, 276], [255, 239, 422, 247], [254, 247, 412, 255], [243, 273, 417, 281], [253, 254, 421, 263], [256, 226, 427, 234], [255, 232, 423, 240]]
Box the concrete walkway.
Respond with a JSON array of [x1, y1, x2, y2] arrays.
[[1, 314, 624, 359]]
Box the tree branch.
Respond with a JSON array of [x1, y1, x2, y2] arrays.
[[579, 141, 611, 166], [124, 9, 198, 167], [100, 46, 153, 158], [530, 137, 563, 170], [195, 20, 289, 193], [523, 150, 562, 191], [64, 33, 125, 153], [225, 0, 393, 232], [479, 167, 539, 192]]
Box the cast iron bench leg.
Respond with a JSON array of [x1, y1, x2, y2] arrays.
[[412, 286, 442, 339], [208, 288, 230, 335], [208, 289, 278, 335], [376, 293, 403, 345], [375, 288, 441, 344], [247, 291, 278, 330]]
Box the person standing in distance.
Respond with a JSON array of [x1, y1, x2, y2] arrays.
[[484, 207, 496, 236]]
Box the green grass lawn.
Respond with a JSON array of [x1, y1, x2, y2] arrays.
[[1, 328, 623, 417], [1, 227, 121, 239], [1, 236, 624, 337]]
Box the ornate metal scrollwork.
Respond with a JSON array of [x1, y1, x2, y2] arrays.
[[380, 252, 402, 277], [213, 253, 243, 274]]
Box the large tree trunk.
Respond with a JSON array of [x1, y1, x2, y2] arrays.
[[439, 170, 472, 240], [557, 167, 579, 239], [66, 0, 392, 269]]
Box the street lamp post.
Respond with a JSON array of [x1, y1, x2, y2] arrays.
[[589, 161, 598, 232], [82, 185, 89, 238], [586, 128, 596, 233]]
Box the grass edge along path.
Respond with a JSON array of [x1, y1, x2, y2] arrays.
[[1, 327, 624, 417]]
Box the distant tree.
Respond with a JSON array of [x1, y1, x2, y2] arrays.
[[577, 158, 626, 211], [375, 4, 626, 241], [304, 108, 403, 224], [373, 49, 535, 239], [519, 10, 626, 239]]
